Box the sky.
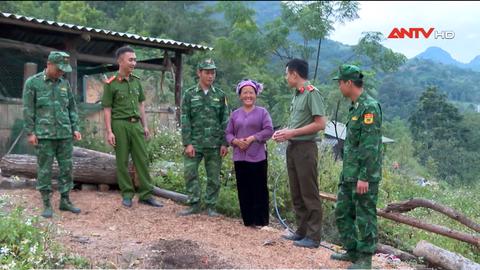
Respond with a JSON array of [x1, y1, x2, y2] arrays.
[[329, 1, 480, 63]]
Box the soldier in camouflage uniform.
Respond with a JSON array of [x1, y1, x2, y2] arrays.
[[331, 65, 383, 269], [22, 51, 82, 218], [180, 59, 229, 217]]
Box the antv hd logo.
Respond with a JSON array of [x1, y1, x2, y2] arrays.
[[388, 28, 455, 39]]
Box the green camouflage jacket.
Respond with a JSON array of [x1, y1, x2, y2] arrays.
[[342, 91, 383, 182], [181, 84, 229, 148], [22, 71, 79, 139]]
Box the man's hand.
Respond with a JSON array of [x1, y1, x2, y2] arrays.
[[73, 131, 82, 141], [272, 128, 295, 142], [356, 180, 369, 194], [107, 131, 116, 147], [27, 134, 38, 146], [144, 127, 150, 140], [220, 145, 228, 157], [185, 144, 195, 158]]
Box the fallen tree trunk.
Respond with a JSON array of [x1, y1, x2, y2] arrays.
[[385, 198, 480, 233], [319, 192, 480, 247], [413, 240, 480, 270], [0, 147, 121, 185], [0, 148, 189, 204], [153, 186, 187, 204]]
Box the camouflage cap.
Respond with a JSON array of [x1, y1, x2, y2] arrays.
[[48, 51, 72, 72], [332, 64, 362, 81], [197, 58, 216, 70]]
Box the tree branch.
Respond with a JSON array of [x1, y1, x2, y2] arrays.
[[319, 191, 480, 247], [384, 198, 480, 233]]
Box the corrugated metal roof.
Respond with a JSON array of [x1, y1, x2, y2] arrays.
[[325, 121, 395, 144], [0, 12, 212, 51]]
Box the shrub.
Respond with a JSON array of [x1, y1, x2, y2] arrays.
[[0, 195, 90, 269]]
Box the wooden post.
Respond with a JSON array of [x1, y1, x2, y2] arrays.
[[174, 51, 183, 125], [23, 62, 38, 84], [65, 39, 79, 97]]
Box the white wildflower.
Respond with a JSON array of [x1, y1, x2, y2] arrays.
[[0, 247, 10, 255]]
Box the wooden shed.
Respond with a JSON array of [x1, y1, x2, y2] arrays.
[[0, 12, 211, 155]]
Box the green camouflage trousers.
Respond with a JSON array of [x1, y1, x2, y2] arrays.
[[335, 178, 379, 255], [36, 139, 74, 193], [184, 147, 221, 207]]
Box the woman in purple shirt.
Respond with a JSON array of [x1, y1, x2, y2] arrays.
[[225, 79, 274, 227]]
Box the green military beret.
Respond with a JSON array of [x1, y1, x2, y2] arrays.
[[48, 51, 72, 72], [332, 64, 362, 81], [197, 58, 216, 70]]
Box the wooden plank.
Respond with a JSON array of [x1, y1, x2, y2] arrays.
[[4, 104, 22, 129], [76, 53, 168, 71], [65, 39, 78, 95], [174, 51, 182, 124]]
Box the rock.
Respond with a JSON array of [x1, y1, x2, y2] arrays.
[[262, 239, 276, 246], [98, 184, 110, 192], [71, 235, 90, 244], [81, 184, 97, 191]]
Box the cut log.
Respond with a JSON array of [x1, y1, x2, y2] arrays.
[[0, 148, 121, 185], [0, 147, 190, 204], [385, 198, 480, 233], [413, 240, 480, 270], [0, 147, 140, 185]]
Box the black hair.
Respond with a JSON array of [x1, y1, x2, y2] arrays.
[[286, 58, 309, 79], [341, 73, 364, 88], [238, 86, 255, 95], [115, 46, 135, 59], [352, 79, 363, 88]]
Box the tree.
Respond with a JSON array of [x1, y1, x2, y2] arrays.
[[354, 32, 407, 73], [57, 1, 107, 28], [409, 86, 464, 145], [208, 2, 293, 126], [409, 87, 478, 185], [0, 1, 59, 20], [280, 1, 359, 82]]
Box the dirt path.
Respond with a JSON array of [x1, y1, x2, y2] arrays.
[[1, 189, 413, 269]]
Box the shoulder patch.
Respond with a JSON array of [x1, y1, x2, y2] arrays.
[[363, 113, 374, 125], [131, 73, 140, 79], [307, 85, 315, 92], [105, 76, 116, 84]]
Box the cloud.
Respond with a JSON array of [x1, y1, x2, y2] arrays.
[[329, 1, 480, 63]]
